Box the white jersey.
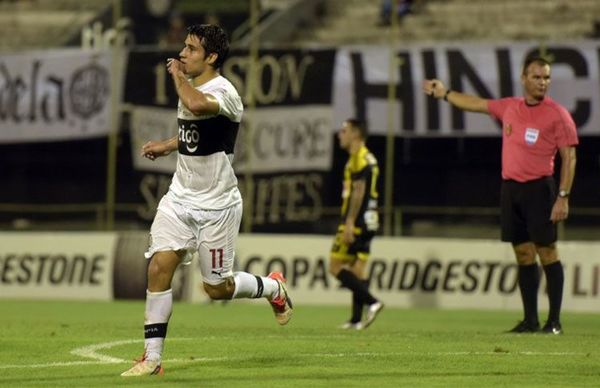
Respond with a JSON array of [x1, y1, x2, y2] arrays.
[[167, 75, 244, 209]]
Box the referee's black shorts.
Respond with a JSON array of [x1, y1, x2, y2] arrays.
[[500, 176, 557, 246]]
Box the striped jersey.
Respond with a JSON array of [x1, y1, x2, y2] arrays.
[[340, 145, 380, 232], [488, 96, 578, 182], [167, 75, 244, 209]]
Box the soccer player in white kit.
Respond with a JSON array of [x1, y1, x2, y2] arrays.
[[121, 24, 292, 377]]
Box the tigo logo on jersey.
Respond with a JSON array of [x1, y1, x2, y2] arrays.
[[525, 128, 539, 145], [179, 124, 200, 153]]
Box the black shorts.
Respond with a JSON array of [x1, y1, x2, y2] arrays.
[[330, 224, 375, 262], [500, 177, 557, 245]]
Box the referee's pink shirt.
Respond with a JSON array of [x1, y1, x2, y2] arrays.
[[488, 97, 579, 183]]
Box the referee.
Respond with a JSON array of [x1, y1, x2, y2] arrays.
[[422, 57, 578, 334]]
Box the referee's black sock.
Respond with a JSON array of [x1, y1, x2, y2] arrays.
[[518, 263, 540, 324], [337, 269, 377, 306], [543, 261, 564, 323]]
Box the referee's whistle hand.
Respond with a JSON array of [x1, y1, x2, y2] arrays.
[[550, 200, 569, 223]]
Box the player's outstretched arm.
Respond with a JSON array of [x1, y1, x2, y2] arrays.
[[422, 79, 489, 113], [141, 136, 178, 161]]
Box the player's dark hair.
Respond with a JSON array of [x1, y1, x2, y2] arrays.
[[187, 24, 229, 69], [522, 56, 551, 75], [346, 118, 368, 140]]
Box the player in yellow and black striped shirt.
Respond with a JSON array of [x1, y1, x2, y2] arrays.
[[329, 119, 383, 330]]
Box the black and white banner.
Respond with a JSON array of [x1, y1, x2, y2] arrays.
[[130, 105, 178, 173], [0, 49, 125, 143], [334, 41, 600, 136], [126, 48, 336, 174], [234, 106, 332, 173], [226, 49, 336, 173], [3, 42, 598, 144]]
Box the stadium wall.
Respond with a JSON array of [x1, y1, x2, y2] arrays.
[[1, 232, 598, 312]]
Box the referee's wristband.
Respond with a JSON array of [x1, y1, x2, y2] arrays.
[[444, 89, 452, 101]]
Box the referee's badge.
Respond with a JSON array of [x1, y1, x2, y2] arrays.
[[525, 127, 540, 145]]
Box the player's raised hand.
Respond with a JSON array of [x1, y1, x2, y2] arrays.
[[422, 79, 446, 99], [166, 57, 185, 76]]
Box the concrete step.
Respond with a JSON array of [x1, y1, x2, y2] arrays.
[[293, 0, 600, 44]]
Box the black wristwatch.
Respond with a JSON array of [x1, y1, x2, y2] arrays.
[[558, 190, 569, 198]]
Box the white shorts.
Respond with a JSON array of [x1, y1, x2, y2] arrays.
[[145, 195, 242, 285]]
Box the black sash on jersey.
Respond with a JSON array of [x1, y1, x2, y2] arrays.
[[177, 116, 240, 156]]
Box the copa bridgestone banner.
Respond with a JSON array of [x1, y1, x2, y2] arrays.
[[0, 232, 117, 300], [3, 232, 598, 311], [184, 235, 600, 312]]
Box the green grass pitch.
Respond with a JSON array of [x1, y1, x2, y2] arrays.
[[1, 299, 599, 387]]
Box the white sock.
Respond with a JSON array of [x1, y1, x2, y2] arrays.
[[144, 289, 172, 362], [232, 272, 279, 300]]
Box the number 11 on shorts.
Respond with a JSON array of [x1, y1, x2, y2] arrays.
[[210, 248, 224, 268]]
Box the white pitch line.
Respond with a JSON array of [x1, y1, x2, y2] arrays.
[[70, 339, 136, 363], [0, 358, 227, 370], [307, 351, 586, 357], [427, 351, 586, 356], [0, 338, 589, 370], [0, 361, 117, 369], [70, 337, 195, 362]]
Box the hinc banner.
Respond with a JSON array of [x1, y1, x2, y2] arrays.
[[0, 49, 126, 143], [334, 41, 600, 136], [126, 41, 599, 173]]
